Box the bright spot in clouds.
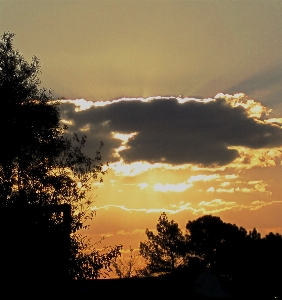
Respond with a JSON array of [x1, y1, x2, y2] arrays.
[[79, 124, 90, 132], [111, 132, 138, 158], [138, 183, 149, 190], [61, 99, 96, 111], [61, 119, 74, 126], [112, 132, 138, 142], [154, 182, 193, 193], [214, 93, 271, 119], [207, 187, 215, 192]]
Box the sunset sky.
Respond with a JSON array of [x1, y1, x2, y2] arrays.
[[1, 0, 282, 259]]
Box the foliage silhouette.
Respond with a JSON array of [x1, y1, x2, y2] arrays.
[[139, 212, 186, 276], [110, 246, 141, 278], [186, 215, 282, 298], [186, 215, 248, 274], [0, 32, 121, 282], [140, 213, 282, 298]]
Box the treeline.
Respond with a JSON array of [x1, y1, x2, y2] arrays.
[[137, 213, 282, 298], [0, 31, 122, 287]]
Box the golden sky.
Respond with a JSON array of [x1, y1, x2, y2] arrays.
[[1, 0, 282, 259]]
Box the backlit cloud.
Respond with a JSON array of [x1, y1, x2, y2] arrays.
[[206, 179, 270, 194], [187, 174, 220, 183], [138, 183, 149, 190], [152, 174, 221, 193], [249, 200, 282, 211], [215, 188, 235, 193], [198, 199, 236, 207], [60, 94, 282, 167], [91, 199, 282, 216], [91, 203, 194, 215], [154, 182, 193, 193]]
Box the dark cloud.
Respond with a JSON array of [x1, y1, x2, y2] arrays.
[[60, 98, 282, 166]]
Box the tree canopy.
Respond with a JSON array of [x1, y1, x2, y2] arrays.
[[0, 32, 121, 281], [140, 213, 282, 298], [139, 212, 186, 276]]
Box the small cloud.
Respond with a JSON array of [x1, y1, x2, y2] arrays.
[[198, 199, 236, 207], [248, 180, 263, 185], [215, 188, 235, 193], [235, 182, 270, 194], [249, 200, 282, 211], [109, 160, 167, 176], [255, 183, 269, 193], [138, 183, 149, 190], [61, 119, 74, 125], [110, 180, 116, 186], [117, 229, 144, 236], [206, 179, 270, 194], [188, 174, 220, 183], [79, 123, 90, 132], [98, 233, 113, 238], [251, 200, 266, 205], [154, 182, 193, 193], [112, 132, 138, 143], [225, 174, 238, 179]]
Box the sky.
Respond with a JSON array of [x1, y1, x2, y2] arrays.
[[1, 0, 282, 264]]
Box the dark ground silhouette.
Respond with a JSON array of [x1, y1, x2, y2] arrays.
[[1, 211, 282, 299], [0, 205, 71, 292]]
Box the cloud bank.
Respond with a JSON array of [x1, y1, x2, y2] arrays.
[[60, 94, 282, 167]]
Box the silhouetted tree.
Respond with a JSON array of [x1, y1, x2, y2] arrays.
[[141, 213, 282, 298], [0, 32, 121, 281], [259, 232, 282, 297], [185, 215, 282, 297], [139, 213, 186, 276], [185, 215, 249, 274], [69, 235, 122, 280], [111, 246, 140, 278]]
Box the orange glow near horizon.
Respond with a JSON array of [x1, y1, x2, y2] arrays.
[[58, 95, 282, 260]]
